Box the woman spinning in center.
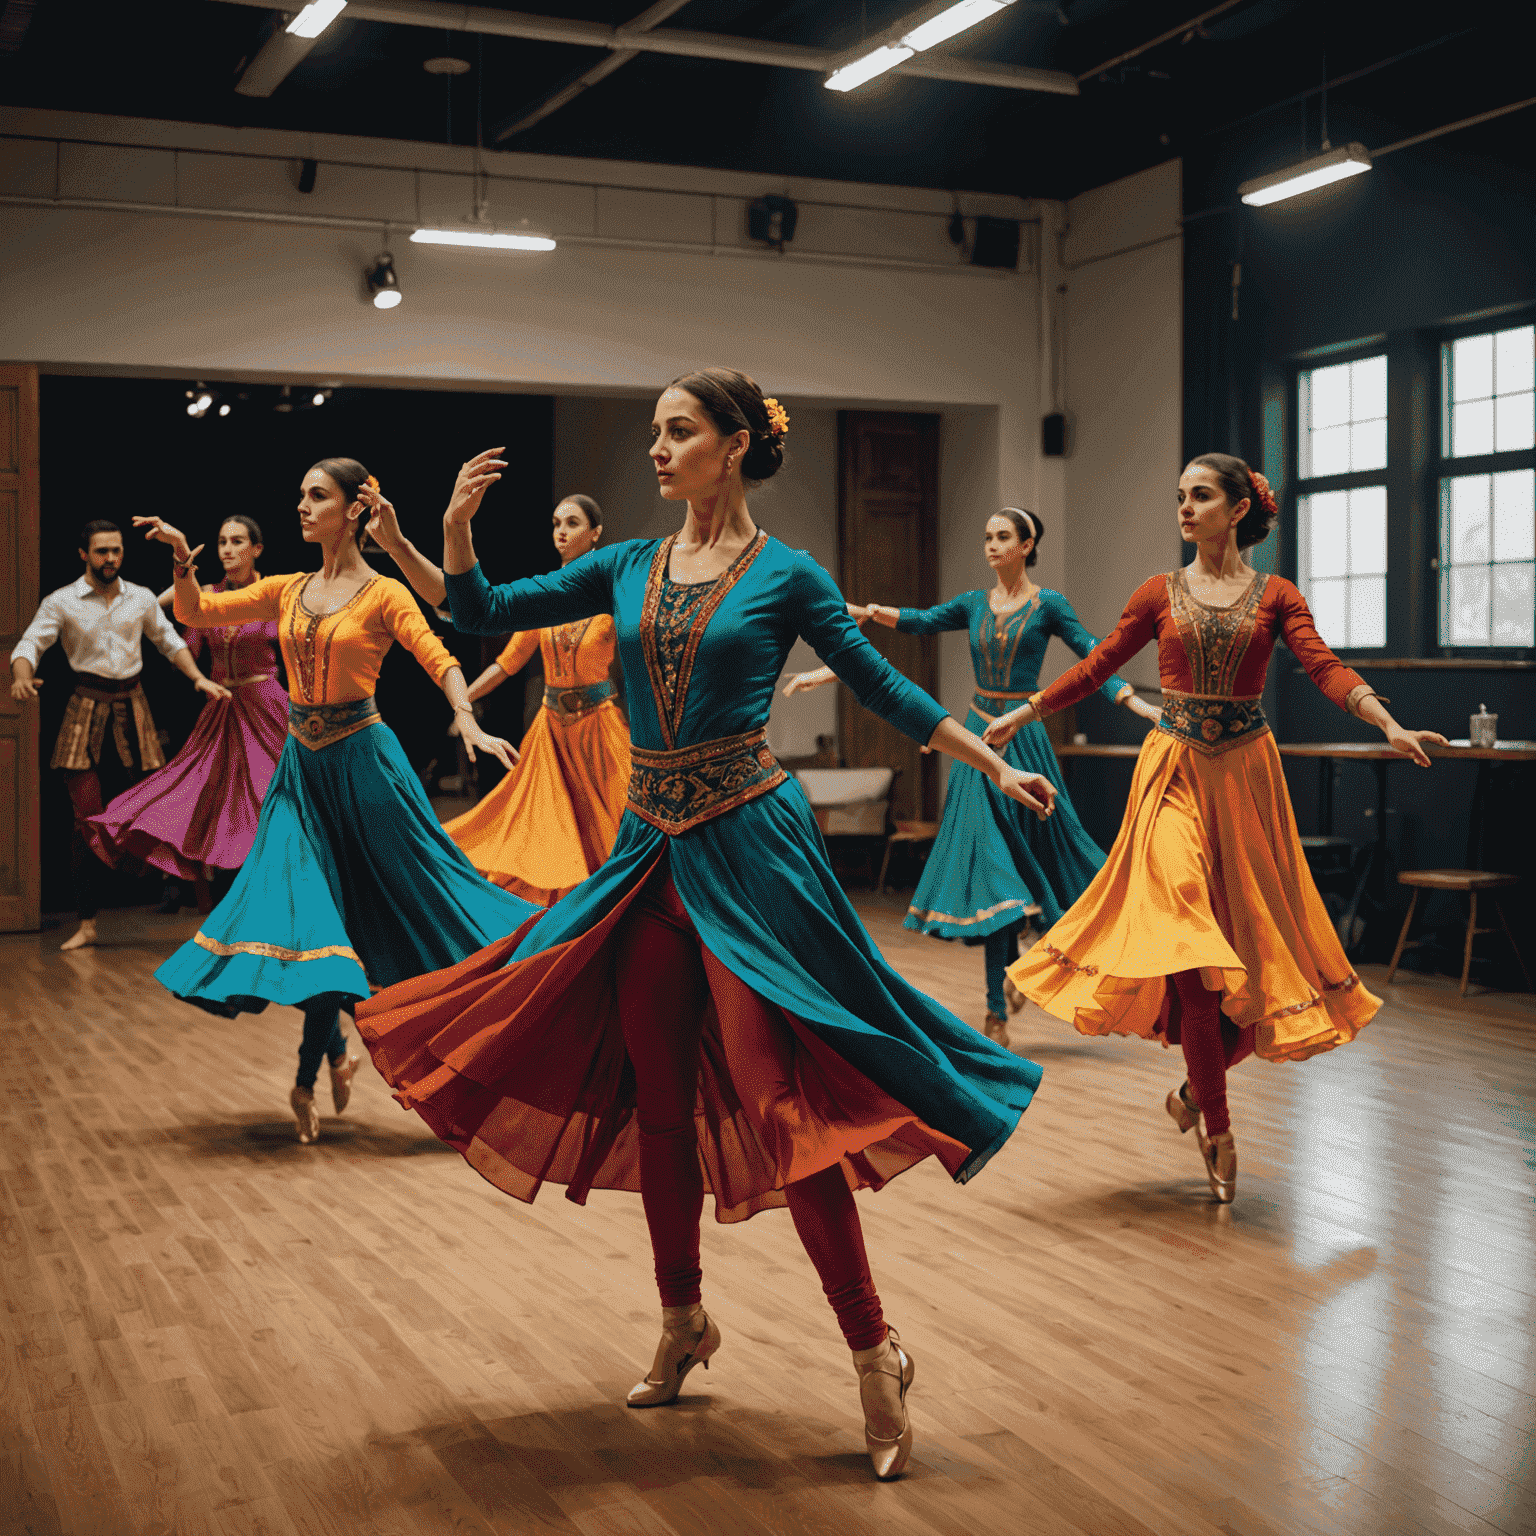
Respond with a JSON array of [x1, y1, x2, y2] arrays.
[[987, 454, 1445, 1203], [785, 508, 1160, 1046], [357, 370, 1053, 1480]]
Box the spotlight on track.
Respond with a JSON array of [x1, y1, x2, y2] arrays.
[[185, 386, 218, 419], [219, 403, 231, 417], [367, 252, 403, 309], [312, 392, 326, 406]]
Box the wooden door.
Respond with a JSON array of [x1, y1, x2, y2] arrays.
[[837, 411, 940, 823], [0, 364, 40, 931]]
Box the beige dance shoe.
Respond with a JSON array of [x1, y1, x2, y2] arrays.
[[1003, 974, 1026, 1015], [626, 1305, 722, 1407], [853, 1327, 916, 1479], [1165, 1081, 1200, 1134], [1196, 1127, 1237, 1203], [329, 1053, 361, 1114], [983, 1012, 1012, 1048], [289, 1086, 320, 1145]]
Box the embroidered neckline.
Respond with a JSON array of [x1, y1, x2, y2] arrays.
[[547, 617, 595, 682], [1176, 567, 1261, 613], [287, 574, 378, 703], [640, 531, 768, 749], [980, 588, 1039, 691], [1166, 566, 1268, 698]]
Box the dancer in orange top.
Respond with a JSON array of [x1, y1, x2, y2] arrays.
[[442, 496, 631, 903], [986, 454, 1447, 1203]]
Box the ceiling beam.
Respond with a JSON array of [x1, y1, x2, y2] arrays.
[[494, 0, 694, 143], [235, 17, 327, 98], [205, 0, 1079, 96]]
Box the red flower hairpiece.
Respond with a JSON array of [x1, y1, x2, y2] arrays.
[[1248, 470, 1278, 518]]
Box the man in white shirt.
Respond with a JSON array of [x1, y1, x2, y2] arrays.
[[10, 520, 228, 949]]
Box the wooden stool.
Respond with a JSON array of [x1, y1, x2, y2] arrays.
[[877, 820, 940, 895], [1386, 870, 1531, 997]]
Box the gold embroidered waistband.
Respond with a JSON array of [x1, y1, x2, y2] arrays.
[[1157, 693, 1269, 757], [628, 725, 787, 835], [289, 696, 381, 751], [194, 930, 366, 973], [543, 678, 617, 724]]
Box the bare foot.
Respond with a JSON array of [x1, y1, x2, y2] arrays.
[[60, 919, 98, 951]]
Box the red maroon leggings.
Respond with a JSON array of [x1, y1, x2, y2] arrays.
[[1172, 969, 1256, 1138], [612, 869, 887, 1351]]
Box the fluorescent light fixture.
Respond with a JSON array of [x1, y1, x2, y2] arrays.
[[409, 228, 557, 251], [903, 0, 1010, 51], [286, 0, 347, 39], [826, 44, 914, 92], [1239, 142, 1372, 207], [827, 0, 1014, 90]]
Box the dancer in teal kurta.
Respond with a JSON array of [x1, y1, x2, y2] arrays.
[[787, 509, 1159, 1046], [357, 372, 1057, 1482]]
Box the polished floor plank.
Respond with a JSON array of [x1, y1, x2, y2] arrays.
[[2, 898, 1534, 1536]]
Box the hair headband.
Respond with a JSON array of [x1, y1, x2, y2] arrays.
[[1002, 507, 1037, 540]]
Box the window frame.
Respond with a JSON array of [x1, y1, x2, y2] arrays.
[[1287, 340, 1394, 657], [1433, 310, 1536, 661]]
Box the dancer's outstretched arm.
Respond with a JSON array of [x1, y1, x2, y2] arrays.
[[361, 484, 447, 608]]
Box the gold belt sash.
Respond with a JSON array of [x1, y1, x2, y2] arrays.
[[289, 696, 381, 751], [1158, 690, 1268, 756], [51, 679, 164, 773], [627, 726, 786, 835]]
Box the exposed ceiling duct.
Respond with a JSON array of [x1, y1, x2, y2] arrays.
[[207, 0, 1079, 99]]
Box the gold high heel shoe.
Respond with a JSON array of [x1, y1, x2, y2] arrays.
[[290, 1086, 320, 1145], [853, 1327, 915, 1479], [626, 1305, 721, 1407], [329, 1052, 361, 1115], [983, 1012, 1011, 1048], [1196, 1128, 1237, 1203], [1165, 1081, 1200, 1134]]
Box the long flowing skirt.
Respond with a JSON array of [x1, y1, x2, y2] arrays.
[[83, 676, 289, 881], [906, 712, 1106, 941], [1008, 728, 1380, 1062], [155, 724, 540, 1017], [357, 780, 1043, 1223], [445, 700, 631, 905]]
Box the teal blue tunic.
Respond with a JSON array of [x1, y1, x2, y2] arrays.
[[424, 534, 1043, 1186], [899, 589, 1131, 942]]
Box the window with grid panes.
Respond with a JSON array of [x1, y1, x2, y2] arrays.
[[1295, 354, 1388, 649], [1439, 324, 1535, 649]]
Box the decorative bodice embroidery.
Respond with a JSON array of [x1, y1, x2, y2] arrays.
[[976, 593, 1039, 691], [1166, 567, 1268, 697], [196, 581, 279, 684], [639, 532, 768, 748], [286, 575, 378, 704], [546, 618, 594, 683]]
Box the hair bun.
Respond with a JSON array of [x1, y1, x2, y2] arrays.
[[741, 437, 784, 482]]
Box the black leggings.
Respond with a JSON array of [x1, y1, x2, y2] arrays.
[[296, 1000, 348, 1091]]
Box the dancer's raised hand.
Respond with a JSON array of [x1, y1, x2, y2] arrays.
[[133, 516, 197, 564], [360, 483, 405, 553], [444, 448, 508, 527]]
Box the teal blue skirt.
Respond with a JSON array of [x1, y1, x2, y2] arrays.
[[155, 721, 539, 1017], [905, 712, 1106, 943]]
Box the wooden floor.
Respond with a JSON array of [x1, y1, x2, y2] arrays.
[[3, 898, 1535, 1536]]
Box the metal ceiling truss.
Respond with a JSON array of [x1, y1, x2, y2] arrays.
[[212, 0, 1079, 104]]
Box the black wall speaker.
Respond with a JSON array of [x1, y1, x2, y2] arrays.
[[970, 216, 1021, 270], [1042, 412, 1067, 457], [748, 195, 798, 249]]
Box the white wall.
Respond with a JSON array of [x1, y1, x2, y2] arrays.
[[1054, 159, 1183, 693]]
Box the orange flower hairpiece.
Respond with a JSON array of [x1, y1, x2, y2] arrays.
[[1248, 470, 1278, 518], [763, 397, 790, 440], [365, 474, 381, 494]]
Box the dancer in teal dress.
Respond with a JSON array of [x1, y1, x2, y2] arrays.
[[786, 509, 1159, 1046], [357, 372, 1057, 1480], [136, 459, 538, 1146]]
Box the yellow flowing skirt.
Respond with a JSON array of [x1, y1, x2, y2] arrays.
[[445, 701, 631, 906], [1007, 728, 1379, 1062]]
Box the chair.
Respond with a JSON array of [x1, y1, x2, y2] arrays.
[[877, 820, 940, 895], [1386, 870, 1532, 997]]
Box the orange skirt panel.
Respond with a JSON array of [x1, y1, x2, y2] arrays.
[[445, 700, 632, 905], [1007, 729, 1379, 1062]]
